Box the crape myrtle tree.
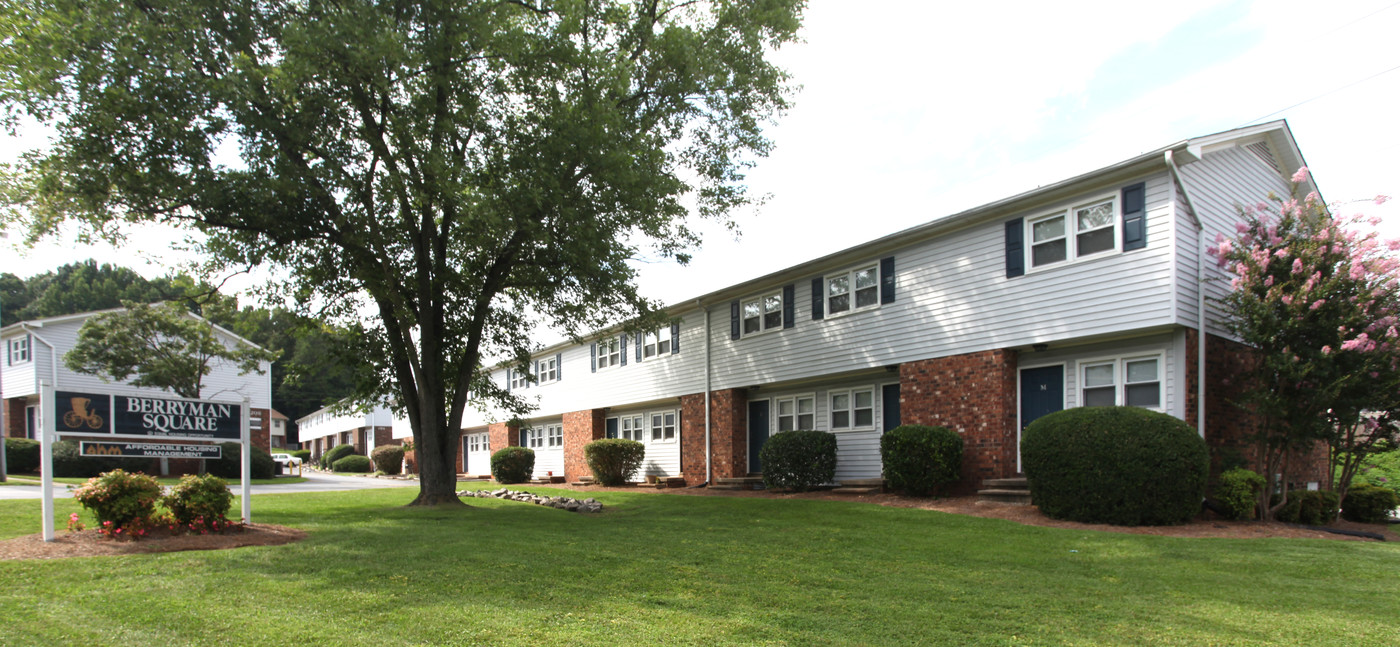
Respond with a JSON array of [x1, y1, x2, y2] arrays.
[[1209, 167, 1400, 519], [0, 0, 804, 505]]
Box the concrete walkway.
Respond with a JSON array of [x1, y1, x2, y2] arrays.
[[0, 471, 420, 500]]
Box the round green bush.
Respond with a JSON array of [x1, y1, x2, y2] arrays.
[[208, 442, 276, 480], [288, 449, 312, 463], [52, 439, 126, 478], [585, 438, 645, 486], [164, 473, 235, 525], [319, 444, 357, 469], [1021, 406, 1209, 526], [72, 469, 163, 529], [760, 430, 837, 491], [1213, 467, 1265, 520], [371, 445, 405, 475], [1274, 489, 1340, 525], [491, 446, 535, 484], [1341, 485, 1397, 523], [3, 438, 40, 474], [332, 454, 373, 473], [880, 425, 963, 497]]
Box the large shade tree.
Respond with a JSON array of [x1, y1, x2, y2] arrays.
[[0, 0, 803, 504]]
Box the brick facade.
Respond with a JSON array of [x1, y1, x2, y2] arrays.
[[563, 409, 608, 481], [900, 349, 1019, 494], [4, 397, 26, 438], [488, 421, 520, 453], [679, 388, 748, 484]]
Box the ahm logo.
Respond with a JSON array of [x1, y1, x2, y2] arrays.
[[63, 397, 104, 430], [83, 444, 122, 456]]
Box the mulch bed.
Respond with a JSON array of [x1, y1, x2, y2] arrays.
[[0, 523, 306, 561]]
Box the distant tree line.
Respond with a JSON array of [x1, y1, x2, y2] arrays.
[[1, 260, 357, 443]]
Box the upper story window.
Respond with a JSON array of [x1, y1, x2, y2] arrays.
[[1081, 355, 1161, 409], [826, 265, 880, 317], [743, 293, 783, 336], [777, 395, 815, 432], [537, 356, 558, 384], [7, 335, 31, 366], [649, 411, 677, 442], [1028, 195, 1117, 269], [830, 387, 875, 430], [596, 337, 621, 370], [642, 327, 672, 358], [510, 369, 530, 390]]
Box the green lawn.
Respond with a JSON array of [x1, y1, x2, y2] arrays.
[[2, 484, 1397, 646]]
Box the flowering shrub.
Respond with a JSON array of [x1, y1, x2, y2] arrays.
[[1210, 168, 1400, 517], [71, 469, 163, 531], [66, 512, 85, 533], [163, 473, 234, 526]]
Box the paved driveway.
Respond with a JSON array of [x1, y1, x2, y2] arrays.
[[0, 471, 420, 500]]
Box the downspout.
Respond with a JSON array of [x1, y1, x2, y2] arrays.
[[19, 325, 58, 389], [1165, 150, 1207, 437], [701, 300, 712, 485]]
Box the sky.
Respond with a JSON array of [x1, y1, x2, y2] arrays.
[[3, 0, 1399, 318]]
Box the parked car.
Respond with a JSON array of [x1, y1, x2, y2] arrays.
[[271, 453, 302, 468]]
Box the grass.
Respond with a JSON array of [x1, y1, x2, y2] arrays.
[[1, 473, 306, 486], [2, 483, 1399, 646]]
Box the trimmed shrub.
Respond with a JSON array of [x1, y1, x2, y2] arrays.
[[760, 431, 838, 491], [288, 449, 312, 463], [52, 439, 126, 478], [371, 445, 405, 475], [71, 469, 163, 529], [208, 442, 276, 480], [880, 425, 963, 497], [320, 444, 357, 469], [491, 446, 535, 484], [584, 439, 645, 486], [1341, 484, 1398, 523], [164, 473, 235, 525], [1021, 406, 1209, 526], [1274, 489, 1340, 525], [3, 438, 40, 474], [332, 454, 373, 473], [1213, 467, 1265, 521]]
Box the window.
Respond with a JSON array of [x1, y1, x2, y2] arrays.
[[1080, 356, 1161, 409], [620, 414, 644, 441], [1028, 195, 1118, 268], [829, 387, 874, 430], [596, 337, 621, 369], [776, 395, 816, 432], [649, 411, 677, 442], [547, 425, 562, 448], [643, 327, 672, 358], [742, 293, 783, 336], [7, 335, 30, 365], [826, 265, 880, 316], [537, 357, 558, 384], [510, 369, 530, 390]]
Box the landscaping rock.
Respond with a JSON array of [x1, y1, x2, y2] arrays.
[[456, 488, 603, 514]]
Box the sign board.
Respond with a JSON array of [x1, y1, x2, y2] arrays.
[[79, 442, 222, 460], [55, 391, 241, 440]]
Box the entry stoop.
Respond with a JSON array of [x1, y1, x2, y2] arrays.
[[710, 476, 765, 490], [832, 478, 886, 495], [977, 477, 1032, 505]]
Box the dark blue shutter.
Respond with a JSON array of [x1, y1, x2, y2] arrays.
[[671, 322, 680, 354], [811, 278, 824, 320], [635, 332, 642, 362], [782, 284, 795, 329], [1121, 182, 1147, 251], [1005, 218, 1025, 278], [620, 334, 628, 366], [555, 353, 562, 380], [730, 300, 740, 339], [505, 369, 512, 392], [880, 257, 895, 304], [590, 343, 596, 373]]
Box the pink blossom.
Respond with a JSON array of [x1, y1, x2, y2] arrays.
[[1321, 345, 1332, 355], [1377, 195, 1391, 206], [1311, 299, 1326, 310], [1264, 275, 1274, 287], [1281, 295, 1294, 305], [1291, 166, 1310, 184], [1292, 258, 1304, 274]]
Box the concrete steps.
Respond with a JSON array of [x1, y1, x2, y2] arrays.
[[710, 476, 765, 491], [831, 478, 886, 495], [977, 477, 1032, 505]]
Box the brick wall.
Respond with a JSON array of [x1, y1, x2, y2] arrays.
[[563, 409, 607, 481], [900, 348, 1018, 494], [4, 397, 26, 438], [488, 421, 519, 453], [251, 408, 271, 453], [678, 388, 748, 484]]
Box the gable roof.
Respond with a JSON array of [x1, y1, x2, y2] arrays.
[[0, 306, 272, 353]]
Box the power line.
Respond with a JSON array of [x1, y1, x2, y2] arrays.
[[1238, 62, 1400, 128]]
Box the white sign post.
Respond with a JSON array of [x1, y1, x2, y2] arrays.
[[38, 384, 251, 541]]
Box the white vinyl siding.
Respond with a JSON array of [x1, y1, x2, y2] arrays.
[[609, 406, 680, 478], [526, 421, 564, 478]]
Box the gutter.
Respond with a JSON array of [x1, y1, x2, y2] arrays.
[[1165, 150, 1207, 437], [19, 324, 58, 390]]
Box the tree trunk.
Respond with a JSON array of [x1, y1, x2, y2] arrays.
[[408, 415, 466, 507]]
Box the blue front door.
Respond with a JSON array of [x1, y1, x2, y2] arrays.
[[748, 400, 770, 474], [1020, 365, 1064, 430]]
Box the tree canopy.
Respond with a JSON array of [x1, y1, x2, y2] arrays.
[[1, 0, 804, 504]]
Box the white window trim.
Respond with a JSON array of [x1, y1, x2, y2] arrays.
[[510, 368, 531, 390], [828, 385, 876, 432], [648, 410, 678, 443], [596, 338, 622, 371], [641, 327, 673, 360], [824, 264, 882, 319], [741, 291, 784, 337], [1026, 192, 1120, 272], [619, 414, 645, 442], [775, 393, 817, 432], [537, 357, 559, 385], [1076, 353, 1164, 411], [8, 336, 30, 365]]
